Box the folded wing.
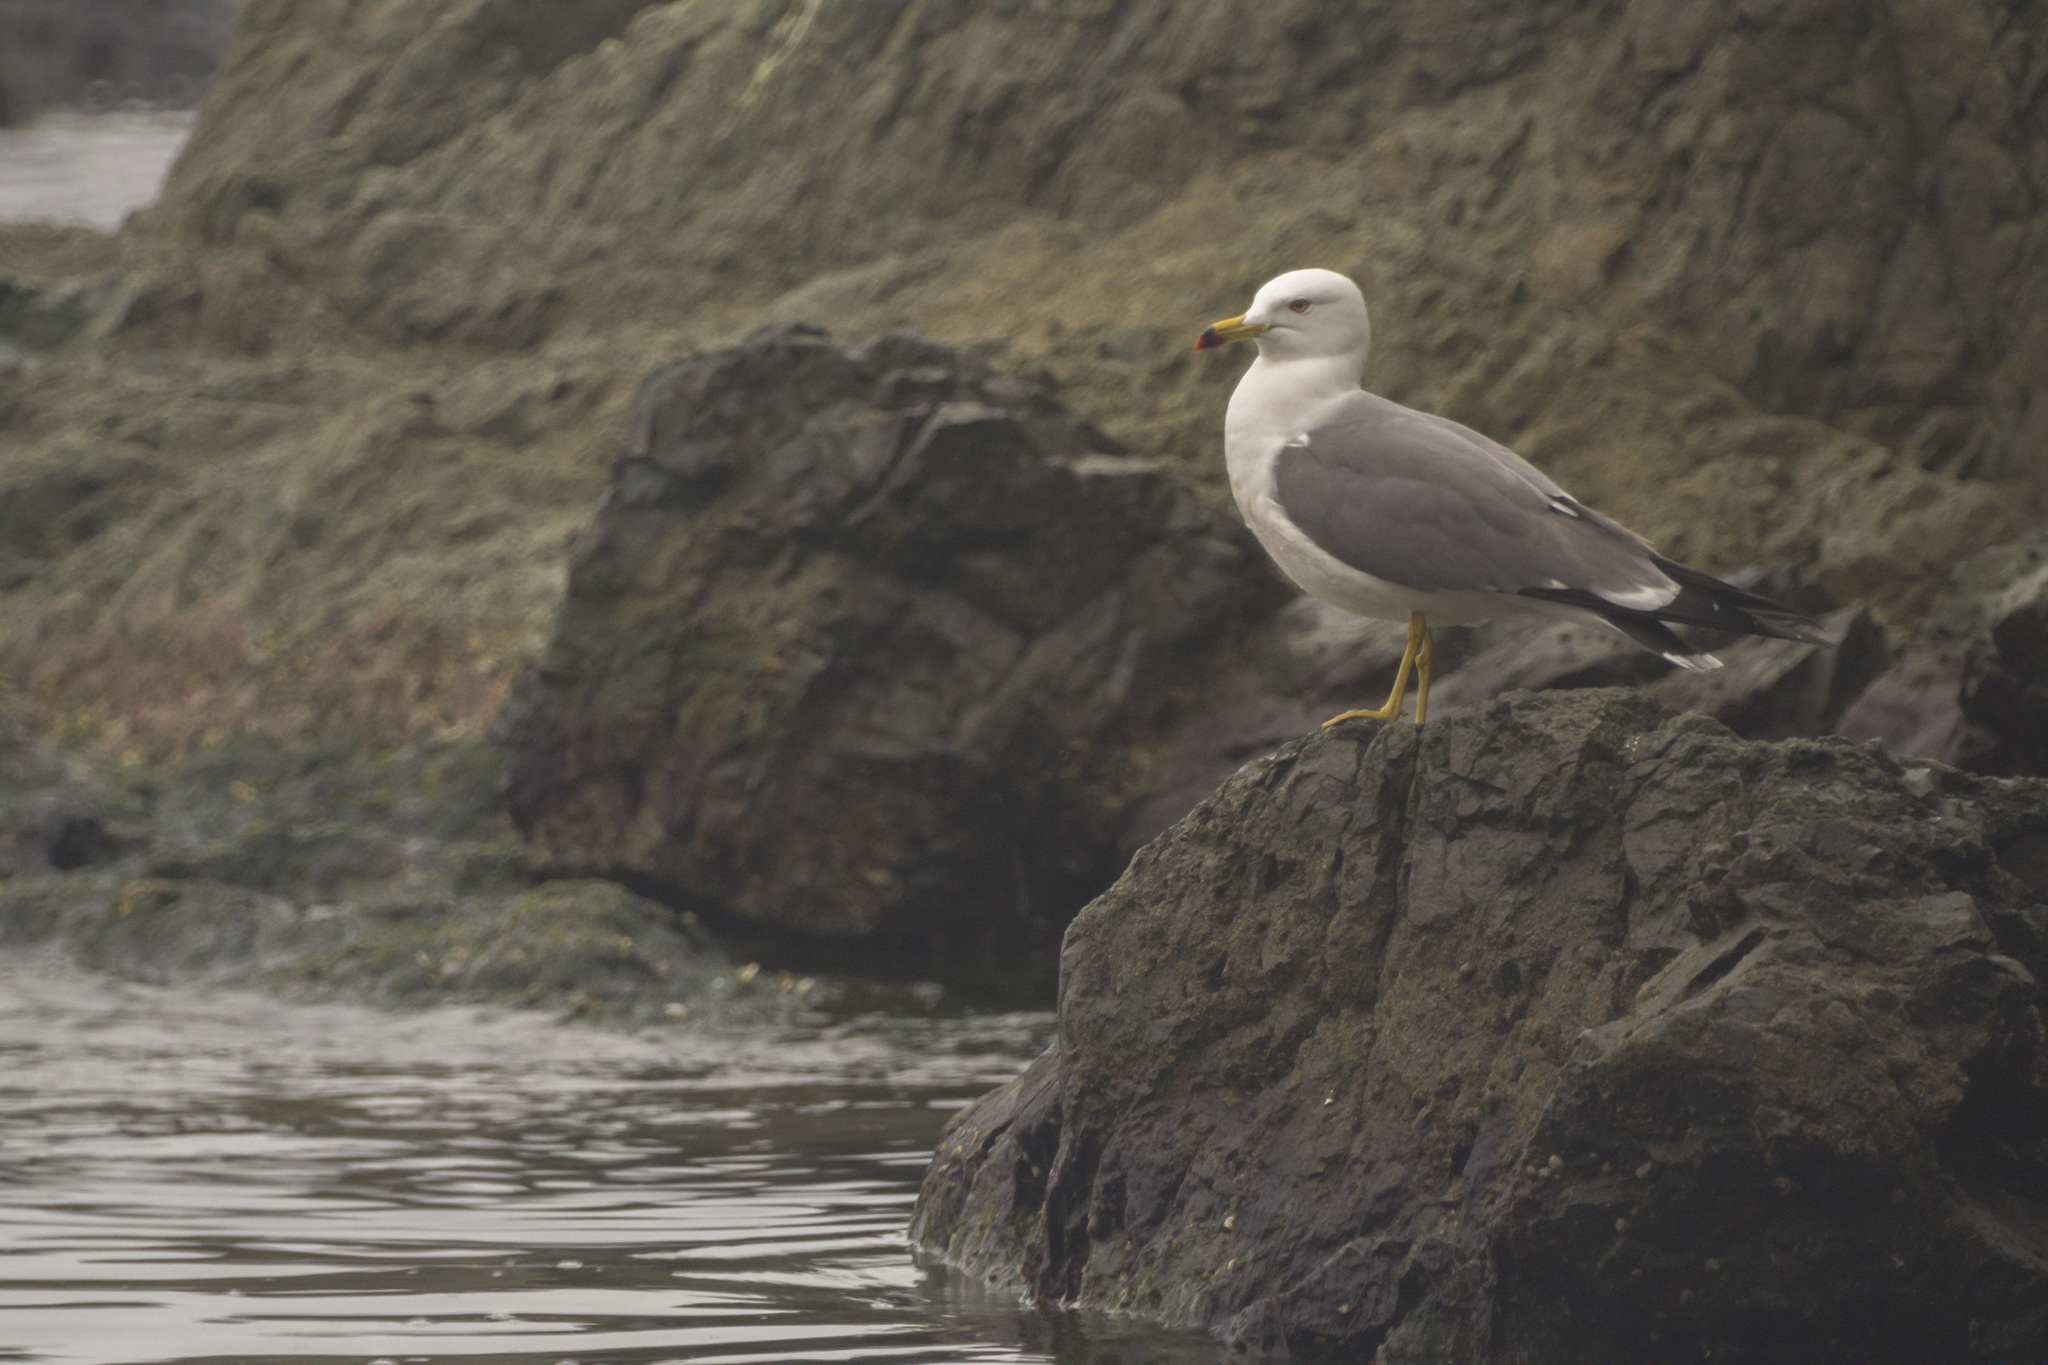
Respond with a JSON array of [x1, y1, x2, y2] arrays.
[[1274, 392, 1826, 658]]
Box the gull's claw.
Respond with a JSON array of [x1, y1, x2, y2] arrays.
[[1322, 704, 1401, 728]]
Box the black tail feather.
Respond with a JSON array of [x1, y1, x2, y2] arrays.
[[1643, 557, 1831, 644], [1519, 557, 1830, 658]]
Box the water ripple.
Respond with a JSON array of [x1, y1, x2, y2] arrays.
[[0, 960, 1220, 1364]]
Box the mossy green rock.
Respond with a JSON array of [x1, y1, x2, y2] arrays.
[[283, 877, 721, 1014], [0, 725, 729, 1020]]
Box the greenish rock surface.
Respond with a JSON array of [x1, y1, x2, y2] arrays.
[[0, 718, 733, 1021], [913, 689, 2048, 1362], [277, 878, 721, 1014], [4, 0, 2043, 754]]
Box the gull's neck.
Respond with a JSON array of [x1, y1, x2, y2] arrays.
[[1245, 349, 1365, 401], [1227, 351, 1366, 443]]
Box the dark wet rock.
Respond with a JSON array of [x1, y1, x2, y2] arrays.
[[1426, 566, 1894, 743], [0, 713, 123, 875], [1833, 642, 1976, 768], [914, 690, 2048, 1363], [1968, 560, 2048, 773], [1643, 566, 1897, 742], [1129, 568, 1896, 851], [1429, 619, 1672, 714], [1650, 607, 1895, 742], [504, 325, 1285, 949], [31, 792, 117, 869], [1839, 535, 2048, 776], [1117, 602, 1415, 855]]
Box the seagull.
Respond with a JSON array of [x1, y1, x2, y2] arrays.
[[1196, 268, 1826, 726]]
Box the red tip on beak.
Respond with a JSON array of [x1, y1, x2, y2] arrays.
[[1194, 327, 1221, 352]]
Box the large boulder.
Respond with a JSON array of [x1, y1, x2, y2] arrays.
[[913, 690, 2048, 1362], [504, 325, 1285, 949]]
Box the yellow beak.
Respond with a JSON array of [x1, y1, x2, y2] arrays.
[[1194, 314, 1270, 351]]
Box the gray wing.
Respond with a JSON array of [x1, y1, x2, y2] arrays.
[[1273, 391, 1674, 606]]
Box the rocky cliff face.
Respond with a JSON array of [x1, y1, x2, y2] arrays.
[[159, 0, 2045, 594], [913, 691, 2048, 1362], [3, 0, 2043, 748]]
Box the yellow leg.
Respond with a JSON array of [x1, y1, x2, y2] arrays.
[[1324, 612, 1430, 727], [1414, 618, 1435, 725]]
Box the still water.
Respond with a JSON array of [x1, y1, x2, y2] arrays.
[[0, 111, 194, 229], [0, 961, 1218, 1364]]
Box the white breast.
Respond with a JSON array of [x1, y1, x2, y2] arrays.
[[1221, 357, 1538, 629]]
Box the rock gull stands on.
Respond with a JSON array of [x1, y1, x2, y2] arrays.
[[1196, 268, 1827, 726]]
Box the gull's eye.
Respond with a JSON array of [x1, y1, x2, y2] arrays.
[[1288, 298, 1313, 314]]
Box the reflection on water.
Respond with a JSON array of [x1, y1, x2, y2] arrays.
[[0, 961, 1219, 1364], [0, 111, 195, 229]]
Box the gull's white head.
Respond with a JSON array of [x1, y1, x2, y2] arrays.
[[1196, 268, 1371, 371]]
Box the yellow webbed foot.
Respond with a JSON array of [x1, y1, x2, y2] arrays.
[[1322, 703, 1402, 728], [1323, 612, 1431, 729]]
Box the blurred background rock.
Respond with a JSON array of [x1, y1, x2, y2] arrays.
[[0, 0, 242, 122], [2, 0, 2046, 963]]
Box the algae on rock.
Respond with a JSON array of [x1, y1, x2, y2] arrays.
[[7, 0, 2046, 749], [0, 721, 734, 1021]]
